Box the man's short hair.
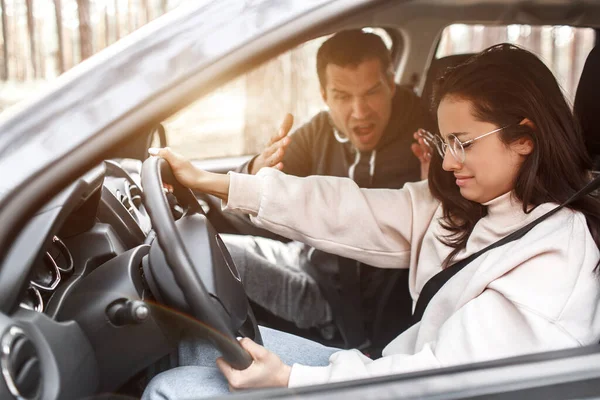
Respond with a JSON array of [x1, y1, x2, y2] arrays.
[[316, 29, 393, 89]]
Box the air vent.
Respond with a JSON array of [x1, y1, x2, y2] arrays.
[[1, 326, 42, 399], [19, 286, 44, 313], [30, 252, 60, 292], [117, 181, 143, 217], [128, 182, 143, 209], [29, 236, 73, 295], [47, 236, 73, 275]]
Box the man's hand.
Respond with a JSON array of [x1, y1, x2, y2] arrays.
[[249, 114, 294, 175], [216, 338, 292, 391], [411, 129, 432, 180]]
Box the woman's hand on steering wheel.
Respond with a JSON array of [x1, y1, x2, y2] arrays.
[[216, 338, 291, 391], [148, 147, 202, 189], [148, 147, 231, 201]]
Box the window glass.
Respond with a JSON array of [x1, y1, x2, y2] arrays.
[[164, 28, 392, 160], [436, 24, 595, 103]]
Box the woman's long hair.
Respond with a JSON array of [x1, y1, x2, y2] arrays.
[[428, 43, 600, 267]]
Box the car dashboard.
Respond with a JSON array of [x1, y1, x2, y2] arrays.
[[0, 159, 175, 400], [18, 159, 149, 317]]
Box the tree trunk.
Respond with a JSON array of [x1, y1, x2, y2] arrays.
[[128, 0, 134, 33], [569, 28, 586, 99], [76, 0, 92, 60], [114, 0, 120, 40], [13, 16, 24, 81], [25, 0, 37, 78], [0, 0, 8, 80], [290, 47, 314, 122], [104, 5, 110, 47], [529, 25, 542, 54], [53, 0, 64, 74], [244, 58, 288, 154], [37, 17, 45, 78], [481, 26, 506, 51], [142, 0, 150, 23], [104, 6, 110, 47], [550, 27, 559, 81], [64, 25, 73, 69]]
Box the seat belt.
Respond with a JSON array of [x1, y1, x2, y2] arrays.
[[412, 174, 600, 325]]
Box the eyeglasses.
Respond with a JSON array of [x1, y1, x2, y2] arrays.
[[417, 125, 509, 163]]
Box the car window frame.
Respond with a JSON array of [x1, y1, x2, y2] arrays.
[[232, 344, 600, 399]]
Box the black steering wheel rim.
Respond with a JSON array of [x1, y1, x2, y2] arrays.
[[141, 156, 253, 369]]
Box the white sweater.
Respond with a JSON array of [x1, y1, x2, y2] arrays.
[[224, 168, 600, 387]]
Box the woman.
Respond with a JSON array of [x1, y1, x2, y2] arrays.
[[143, 44, 600, 398]]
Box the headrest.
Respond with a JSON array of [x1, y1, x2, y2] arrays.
[[573, 45, 600, 167], [421, 53, 475, 112]]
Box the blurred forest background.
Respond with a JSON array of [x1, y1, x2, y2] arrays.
[[0, 0, 595, 159], [0, 0, 187, 81]]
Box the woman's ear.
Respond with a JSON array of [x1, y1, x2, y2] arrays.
[[514, 118, 535, 155], [513, 137, 534, 155]]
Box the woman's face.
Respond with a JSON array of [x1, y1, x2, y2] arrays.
[[437, 97, 532, 204]]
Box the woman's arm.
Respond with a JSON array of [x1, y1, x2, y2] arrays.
[[148, 147, 230, 200], [225, 168, 437, 269], [150, 147, 438, 269]]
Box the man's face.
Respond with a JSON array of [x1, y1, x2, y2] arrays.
[[321, 58, 395, 152]]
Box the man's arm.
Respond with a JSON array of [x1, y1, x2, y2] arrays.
[[226, 113, 308, 239], [278, 112, 330, 177]]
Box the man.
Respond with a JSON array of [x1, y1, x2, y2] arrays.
[[223, 29, 434, 348]]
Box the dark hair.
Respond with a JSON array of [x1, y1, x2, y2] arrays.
[[428, 43, 600, 267], [316, 29, 392, 89]]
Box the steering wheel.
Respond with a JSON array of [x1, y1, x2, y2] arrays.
[[140, 156, 256, 369]]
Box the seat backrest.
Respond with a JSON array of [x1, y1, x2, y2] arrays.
[[574, 45, 600, 169], [421, 53, 475, 113]]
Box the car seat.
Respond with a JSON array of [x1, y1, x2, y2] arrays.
[[574, 44, 600, 170]]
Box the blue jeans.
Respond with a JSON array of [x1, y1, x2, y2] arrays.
[[142, 326, 340, 399], [221, 234, 333, 329]]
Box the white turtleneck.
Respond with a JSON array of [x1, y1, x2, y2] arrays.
[[225, 168, 600, 387]]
